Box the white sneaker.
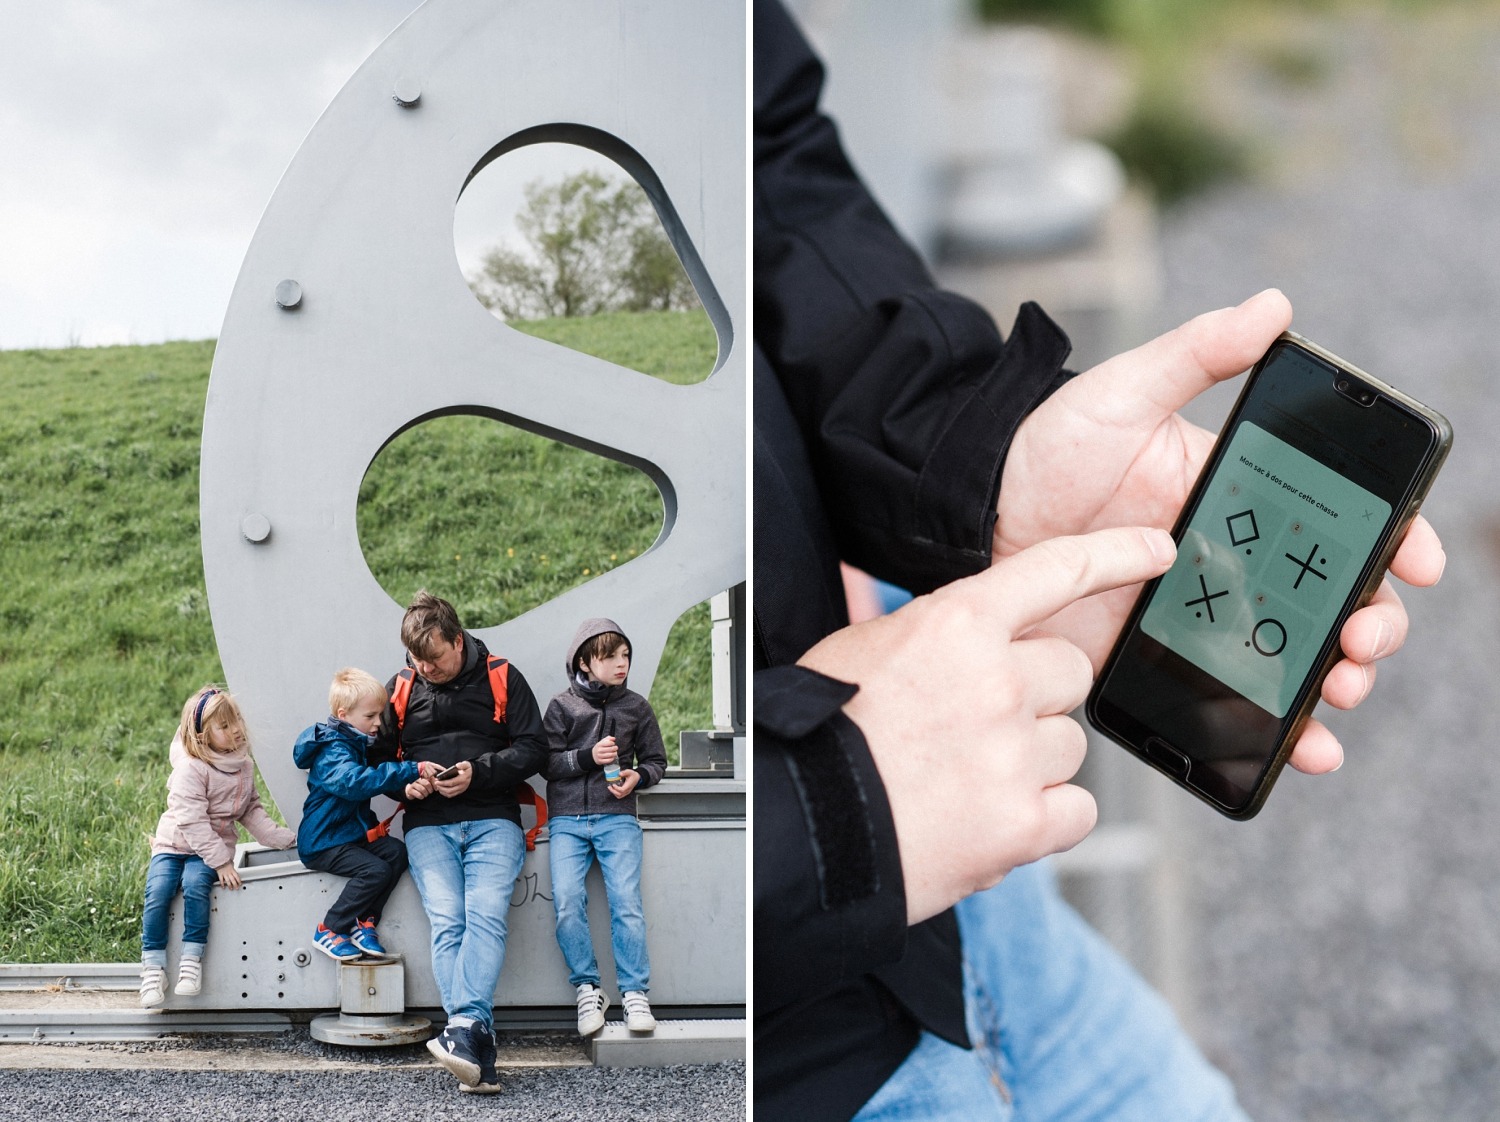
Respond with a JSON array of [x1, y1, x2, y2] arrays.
[[623, 990, 656, 1033], [576, 983, 608, 1036], [176, 956, 202, 997], [139, 965, 168, 1008]]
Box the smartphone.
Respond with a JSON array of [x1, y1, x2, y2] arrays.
[[1087, 332, 1452, 819], [433, 764, 461, 782]]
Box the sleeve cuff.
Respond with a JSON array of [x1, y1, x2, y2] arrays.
[[754, 665, 906, 923]]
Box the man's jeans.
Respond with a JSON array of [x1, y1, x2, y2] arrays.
[[855, 862, 1249, 1122], [548, 813, 650, 993], [141, 852, 215, 965], [405, 818, 525, 1030]]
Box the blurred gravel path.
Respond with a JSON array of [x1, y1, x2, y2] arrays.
[[1151, 6, 1500, 1120]]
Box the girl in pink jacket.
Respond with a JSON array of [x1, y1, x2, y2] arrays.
[[139, 686, 295, 1007]]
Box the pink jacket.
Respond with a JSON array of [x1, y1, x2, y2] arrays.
[[151, 734, 295, 869]]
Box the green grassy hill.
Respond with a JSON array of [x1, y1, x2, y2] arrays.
[[0, 308, 720, 962]]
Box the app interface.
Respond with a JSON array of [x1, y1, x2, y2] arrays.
[[1141, 421, 1391, 718]]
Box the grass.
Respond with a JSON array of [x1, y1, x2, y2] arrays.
[[0, 307, 720, 963]]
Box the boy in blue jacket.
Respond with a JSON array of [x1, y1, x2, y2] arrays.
[[294, 668, 439, 960]]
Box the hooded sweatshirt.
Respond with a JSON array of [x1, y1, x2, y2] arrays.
[[293, 718, 420, 860], [151, 733, 295, 869], [543, 617, 668, 817]]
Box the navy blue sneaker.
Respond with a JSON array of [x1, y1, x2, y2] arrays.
[[426, 1021, 482, 1086], [350, 919, 388, 956], [457, 1024, 502, 1095]]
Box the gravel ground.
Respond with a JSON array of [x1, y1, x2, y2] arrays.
[[0, 1064, 745, 1122], [1149, 5, 1500, 1120], [0, 1029, 743, 1120]]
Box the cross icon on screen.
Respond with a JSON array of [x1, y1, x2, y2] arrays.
[[1184, 574, 1229, 622], [1283, 543, 1329, 590]]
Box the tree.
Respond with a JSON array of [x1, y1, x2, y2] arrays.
[[468, 170, 699, 320]]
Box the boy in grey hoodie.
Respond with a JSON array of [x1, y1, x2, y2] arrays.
[[543, 617, 668, 1037]]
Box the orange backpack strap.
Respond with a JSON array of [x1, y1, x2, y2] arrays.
[[485, 656, 542, 847], [368, 668, 418, 841], [486, 656, 508, 723], [515, 782, 548, 851]]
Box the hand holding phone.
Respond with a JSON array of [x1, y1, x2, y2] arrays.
[[996, 291, 1446, 781], [1088, 333, 1451, 817], [433, 763, 461, 782]]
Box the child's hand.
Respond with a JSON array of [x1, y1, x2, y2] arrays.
[[417, 760, 443, 779], [609, 769, 641, 799], [405, 777, 434, 801], [592, 736, 618, 765], [216, 863, 243, 890]]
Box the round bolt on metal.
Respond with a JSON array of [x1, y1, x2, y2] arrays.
[[368, 987, 377, 996], [275, 279, 302, 309], [294, 949, 311, 967], [241, 513, 272, 543], [392, 76, 421, 107]]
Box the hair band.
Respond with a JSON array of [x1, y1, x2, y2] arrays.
[[193, 689, 221, 734]]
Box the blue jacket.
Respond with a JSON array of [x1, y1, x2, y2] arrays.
[[293, 718, 419, 860]]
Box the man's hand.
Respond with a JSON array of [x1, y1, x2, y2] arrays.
[[433, 760, 473, 798], [216, 863, 243, 890], [996, 290, 1446, 773], [609, 769, 641, 798], [592, 736, 619, 766], [799, 525, 1177, 927]]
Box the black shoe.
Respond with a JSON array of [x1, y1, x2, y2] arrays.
[[457, 1024, 502, 1095], [425, 1022, 482, 1086]]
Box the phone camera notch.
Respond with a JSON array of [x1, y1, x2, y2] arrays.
[[1334, 374, 1377, 408]]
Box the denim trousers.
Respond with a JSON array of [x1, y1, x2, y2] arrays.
[[301, 835, 409, 933], [855, 862, 1249, 1122], [547, 813, 650, 993], [405, 818, 525, 1030], [141, 852, 216, 960]]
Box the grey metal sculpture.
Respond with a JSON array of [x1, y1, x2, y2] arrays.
[[189, 0, 744, 1038]]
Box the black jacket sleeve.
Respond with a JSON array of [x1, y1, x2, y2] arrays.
[[752, 2, 1074, 1093], [472, 663, 547, 790], [754, 666, 908, 1007], [754, 0, 1072, 597]]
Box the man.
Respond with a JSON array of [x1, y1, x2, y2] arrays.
[[372, 590, 547, 1095], [752, 2, 1447, 1119]]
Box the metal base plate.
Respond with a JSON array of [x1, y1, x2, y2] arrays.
[[308, 1011, 432, 1048]]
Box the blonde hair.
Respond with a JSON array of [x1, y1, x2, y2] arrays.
[[329, 667, 386, 716], [177, 686, 246, 762]]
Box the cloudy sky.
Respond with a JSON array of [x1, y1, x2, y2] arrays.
[[0, 1, 618, 351]]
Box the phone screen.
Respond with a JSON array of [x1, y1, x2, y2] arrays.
[[1089, 338, 1448, 816], [1139, 421, 1390, 718]]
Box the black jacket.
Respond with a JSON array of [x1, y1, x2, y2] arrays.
[[753, 2, 1074, 1119], [370, 631, 547, 831]]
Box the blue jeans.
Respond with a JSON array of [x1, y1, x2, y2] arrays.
[[405, 818, 525, 1031], [855, 862, 1248, 1122], [548, 813, 650, 993], [141, 852, 216, 964]]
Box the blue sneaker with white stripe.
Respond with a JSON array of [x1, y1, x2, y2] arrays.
[[313, 925, 362, 961]]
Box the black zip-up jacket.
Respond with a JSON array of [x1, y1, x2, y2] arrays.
[[370, 631, 547, 831], [753, 2, 1075, 1119]]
